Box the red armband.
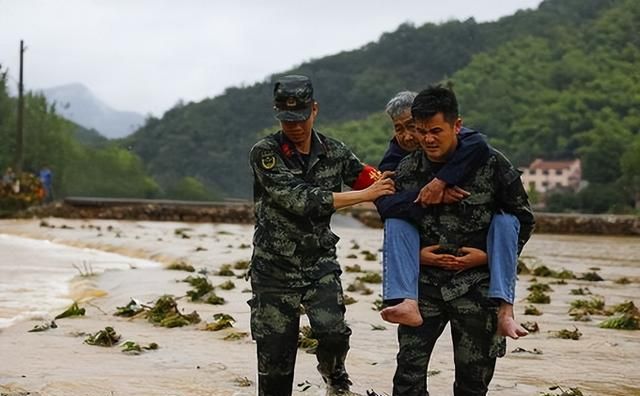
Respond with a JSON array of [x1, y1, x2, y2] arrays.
[[351, 165, 382, 190]]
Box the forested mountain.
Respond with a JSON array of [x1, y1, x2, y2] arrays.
[[126, 0, 624, 199]]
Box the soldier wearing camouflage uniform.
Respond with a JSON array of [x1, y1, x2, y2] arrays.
[[249, 75, 395, 396], [376, 86, 534, 396]]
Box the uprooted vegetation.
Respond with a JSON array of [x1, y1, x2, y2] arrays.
[[532, 265, 575, 280], [540, 385, 585, 396], [166, 260, 195, 272], [600, 300, 640, 330], [204, 313, 236, 331], [84, 326, 121, 347], [346, 280, 373, 295], [527, 290, 551, 304], [145, 295, 201, 328], [551, 327, 582, 340], [54, 302, 86, 320], [183, 275, 226, 305], [524, 305, 543, 316], [356, 271, 382, 284]]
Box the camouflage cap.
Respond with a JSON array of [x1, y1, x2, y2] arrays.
[[273, 75, 314, 122]]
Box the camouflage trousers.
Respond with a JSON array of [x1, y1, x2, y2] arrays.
[[249, 271, 352, 396], [393, 278, 506, 396]]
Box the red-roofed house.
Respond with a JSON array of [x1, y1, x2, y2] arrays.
[[520, 158, 582, 193]]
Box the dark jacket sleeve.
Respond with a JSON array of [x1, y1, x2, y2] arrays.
[[436, 128, 491, 185], [374, 190, 422, 220], [378, 138, 410, 172]]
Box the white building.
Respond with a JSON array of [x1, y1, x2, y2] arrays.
[[520, 158, 581, 194]]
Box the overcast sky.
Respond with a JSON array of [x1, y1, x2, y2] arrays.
[[0, 0, 543, 116]]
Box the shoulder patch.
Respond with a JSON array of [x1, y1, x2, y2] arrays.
[[260, 153, 277, 170]]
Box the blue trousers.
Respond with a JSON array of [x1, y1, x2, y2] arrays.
[[382, 214, 520, 304]]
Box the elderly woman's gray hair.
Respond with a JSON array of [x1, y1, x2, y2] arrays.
[[385, 91, 418, 120]]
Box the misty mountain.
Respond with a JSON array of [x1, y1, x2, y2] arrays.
[[42, 83, 144, 139]]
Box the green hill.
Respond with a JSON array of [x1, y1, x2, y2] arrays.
[[126, 0, 622, 199]]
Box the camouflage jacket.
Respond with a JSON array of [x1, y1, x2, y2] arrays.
[[377, 148, 535, 301], [249, 129, 369, 287]]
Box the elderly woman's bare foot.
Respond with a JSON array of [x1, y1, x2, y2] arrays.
[[380, 299, 423, 327]]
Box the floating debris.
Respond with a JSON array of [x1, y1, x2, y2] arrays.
[[372, 298, 384, 312], [345, 264, 362, 273], [85, 326, 121, 346], [114, 299, 144, 317], [146, 295, 201, 328], [28, 321, 57, 333], [370, 324, 386, 331], [600, 301, 640, 330], [552, 327, 582, 340], [195, 246, 207, 252], [524, 305, 543, 316], [184, 276, 215, 301], [569, 287, 592, 295], [579, 271, 604, 282], [55, 302, 86, 320], [121, 340, 159, 354], [357, 272, 382, 284], [224, 330, 249, 340], [343, 294, 358, 305], [350, 241, 360, 250], [540, 385, 584, 396], [166, 260, 196, 272], [346, 254, 358, 259], [532, 266, 575, 279], [427, 370, 441, 377], [167, 260, 195, 272], [218, 280, 236, 290], [521, 321, 539, 333], [614, 277, 631, 285], [346, 280, 373, 295], [527, 283, 553, 293], [511, 347, 543, 355], [205, 313, 235, 331], [526, 290, 550, 304], [234, 376, 252, 387], [72, 261, 95, 277], [233, 260, 250, 270], [361, 250, 378, 261], [569, 297, 606, 315], [217, 264, 235, 276], [174, 228, 193, 238], [238, 243, 251, 249]]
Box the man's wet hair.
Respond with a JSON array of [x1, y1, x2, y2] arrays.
[[411, 85, 459, 125], [385, 91, 417, 120]]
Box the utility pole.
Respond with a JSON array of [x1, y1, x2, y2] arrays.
[[15, 40, 25, 174]]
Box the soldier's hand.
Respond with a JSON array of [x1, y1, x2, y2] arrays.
[[420, 245, 457, 267], [414, 178, 446, 206], [364, 177, 395, 200], [454, 247, 488, 269], [380, 170, 395, 180], [442, 186, 471, 204]]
